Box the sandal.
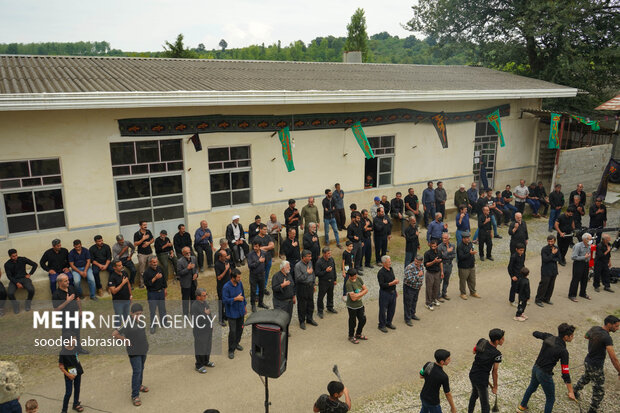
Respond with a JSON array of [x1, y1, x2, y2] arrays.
[[355, 334, 368, 340], [348, 336, 359, 344], [139, 385, 149, 393], [72, 403, 84, 412], [132, 397, 142, 407]]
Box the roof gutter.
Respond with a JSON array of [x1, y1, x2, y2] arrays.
[[0, 89, 578, 111]]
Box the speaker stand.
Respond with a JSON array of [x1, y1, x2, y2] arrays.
[[263, 376, 270, 413]]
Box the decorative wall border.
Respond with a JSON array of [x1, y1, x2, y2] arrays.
[[118, 104, 510, 137]]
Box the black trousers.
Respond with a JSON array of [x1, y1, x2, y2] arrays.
[[593, 262, 610, 288], [272, 298, 293, 332], [216, 282, 227, 322], [296, 283, 315, 323], [228, 317, 244, 352], [558, 236, 572, 262], [378, 289, 396, 328], [335, 208, 346, 230], [352, 241, 363, 269], [347, 306, 366, 337], [362, 237, 372, 266], [195, 244, 213, 269], [403, 285, 420, 321], [478, 232, 492, 258], [7, 279, 35, 311], [539, 199, 550, 215], [193, 332, 212, 368], [317, 279, 335, 312], [536, 274, 557, 303], [0, 282, 6, 310], [569, 261, 589, 298], [468, 381, 490, 413], [250, 273, 265, 305], [509, 278, 518, 303], [231, 241, 249, 263], [374, 235, 388, 263], [181, 281, 197, 316], [516, 202, 525, 213], [516, 297, 527, 317]]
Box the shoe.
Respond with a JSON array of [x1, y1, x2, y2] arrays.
[[219, 320, 227, 327], [299, 322, 306, 330], [206, 361, 215, 367], [251, 305, 257, 313], [470, 293, 481, 298], [509, 301, 516, 307], [514, 316, 526, 322], [432, 300, 441, 306], [574, 390, 581, 401], [517, 405, 529, 412], [442, 295, 450, 301], [412, 315, 420, 321], [460, 294, 468, 300], [317, 312, 324, 319], [150, 326, 156, 334], [436, 297, 445, 303], [580, 294, 591, 300], [487, 256, 494, 261], [228, 352, 234, 359], [365, 264, 374, 268], [535, 301, 544, 307], [544, 300, 553, 305], [96, 288, 103, 297], [425, 304, 434, 311], [196, 366, 207, 374], [559, 260, 566, 266], [327, 308, 338, 314], [337, 244, 343, 249], [522, 315, 528, 320], [594, 287, 600, 292], [307, 319, 318, 326], [378, 326, 388, 333], [24, 302, 32, 312], [386, 324, 396, 330], [199, 267, 205, 272], [405, 320, 413, 326], [569, 297, 578, 302], [264, 290, 271, 296], [604, 287, 615, 292], [236, 344, 244, 351], [357, 270, 364, 275], [495, 235, 503, 239], [258, 303, 269, 309], [480, 256, 485, 261]]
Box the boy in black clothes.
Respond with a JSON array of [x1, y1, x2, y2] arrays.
[[507, 244, 525, 306], [514, 267, 530, 322], [313, 381, 351, 413], [468, 328, 504, 413], [59, 334, 84, 413], [419, 349, 457, 413]]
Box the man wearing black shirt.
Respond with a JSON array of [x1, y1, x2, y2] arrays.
[[536, 181, 550, 216], [247, 242, 268, 312], [518, 323, 576, 412], [40, 238, 71, 294], [154, 230, 177, 282], [457, 232, 478, 300], [272, 261, 295, 334], [569, 183, 586, 208], [108, 260, 132, 326], [588, 196, 607, 229], [214, 250, 232, 326], [424, 240, 442, 311], [554, 207, 575, 265], [133, 221, 154, 289], [390, 192, 406, 236], [380, 195, 391, 217], [346, 212, 364, 272], [89, 235, 112, 296], [468, 329, 504, 413], [593, 233, 614, 292], [373, 208, 392, 265], [143, 256, 167, 334], [177, 246, 199, 316], [173, 224, 193, 258], [280, 228, 301, 276], [478, 206, 494, 261], [284, 199, 301, 242], [548, 184, 564, 231], [303, 222, 321, 268], [315, 247, 337, 318], [248, 215, 262, 244], [112, 303, 149, 407], [535, 235, 561, 306], [53, 274, 86, 354], [569, 194, 585, 229], [508, 244, 526, 305], [419, 349, 457, 413], [404, 216, 420, 268], [404, 188, 422, 224], [192, 288, 215, 373], [573, 315, 620, 413], [322, 191, 341, 248], [254, 224, 275, 296], [361, 209, 373, 269], [508, 212, 528, 255], [4, 249, 37, 313], [377, 255, 398, 333]]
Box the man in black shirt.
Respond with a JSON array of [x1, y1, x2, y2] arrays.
[[133, 220, 154, 289], [554, 207, 575, 265], [536, 181, 550, 216], [112, 303, 149, 407], [508, 244, 526, 306], [40, 238, 71, 294], [192, 288, 215, 373], [254, 224, 275, 296], [247, 242, 268, 312], [569, 194, 585, 229], [173, 224, 193, 258], [280, 228, 301, 276], [404, 187, 422, 225], [588, 196, 607, 229], [569, 183, 586, 208], [53, 274, 86, 354], [361, 209, 373, 269], [377, 255, 398, 333], [143, 256, 167, 334], [478, 206, 494, 261], [390, 192, 406, 236], [373, 208, 391, 265], [313, 381, 350, 413], [593, 233, 614, 292], [346, 212, 364, 272], [177, 246, 199, 316], [508, 212, 528, 255], [248, 215, 262, 244], [518, 323, 576, 412], [573, 315, 620, 412], [303, 222, 321, 268], [4, 248, 37, 313], [89, 235, 112, 297], [315, 247, 337, 318], [404, 216, 420, 268], [272, 260, 295, 334], [468, 329, 504, 413], [380, 195, 391, 217], [419, 349, 457, 413], [108, 260, 132, 327], [154, 230, 177, 282], [214, 250, 232, 326], [322, 191, 341, 248], [548, 184, 564, 231], [284, 199, 301, 242], [424, 240, 442, 311], [535, 235, 561, 307]]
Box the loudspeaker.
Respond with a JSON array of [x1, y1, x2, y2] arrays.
[[251, 322, 288, 378]]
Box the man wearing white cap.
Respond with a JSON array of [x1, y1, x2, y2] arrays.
[[226, 216, 249, 266]]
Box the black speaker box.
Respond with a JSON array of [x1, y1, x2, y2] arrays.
[[251, 322, 288, 378]]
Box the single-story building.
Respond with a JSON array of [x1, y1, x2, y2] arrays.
[[0, 55, 577, 296]]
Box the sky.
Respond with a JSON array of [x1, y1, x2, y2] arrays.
[[0, 0, 418, 51]]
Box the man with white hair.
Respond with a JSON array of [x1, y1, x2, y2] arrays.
[[508, 212, 529, 256], [377, 255, 398, 332], [225, 215, 249, 265], [454, 184, 470, 212], [569, 232, 592, 302], [593, 233, 614, 293], [272, 260, 296, 334]]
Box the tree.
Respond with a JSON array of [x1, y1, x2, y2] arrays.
[[344, 8, 371, 62], [407, 0, 620, 113], [196, 43, 206, 53], [219, 39, 228, 52], [162, 34, 197, 58]]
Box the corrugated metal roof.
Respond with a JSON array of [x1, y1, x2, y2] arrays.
[[0, 55, 576, 94], [595, 95, 620, 111]]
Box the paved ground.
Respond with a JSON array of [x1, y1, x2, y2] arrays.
[[11, 207, 620, 412]]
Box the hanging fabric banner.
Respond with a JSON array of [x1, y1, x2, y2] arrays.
[[570, 114, 600, 131], [189, 133, 202, 151], [487, 109, 506, 147], [351, 122, 375, 159], [277, 127, 295, 172], [596, 158, 620, 199], [429, 112, 448, 148], [548, 113, 561, 149]]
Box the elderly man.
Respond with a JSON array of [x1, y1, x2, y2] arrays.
[[195, 220, 215, 271], [295, 250, 317, 329], [143, 255, 167, 334], [68, 239, 97, 301], [570, 194, 585, 229], [347, 212, 364, 271], [253, 223, 275, 296], [513, 179, 529, 214], [272, 260, 296, 334], [173, 224, 193, 258], [467, 182, 479, 215], [89, 235, 112, 297], [426, 212, 447, 245], [303, 222, 321, 267], [454, 184, 470, 212], [315, 247, 337, 318], [177, 246, 199, 316], [508, 212, 529, 256], [133, 220, 154, 289], [52, 273, 86, 354], [377, 255, 398, 332], [373, 207, 392, 265], [267, 213, 284, 255], [226, 215, 249, 266], [437, 232, 456, 301], [154, 230, 177, 281], [40, 239, 72, 294], [405, 188, 422, 223], [478, 206, 494, 261], [370, 196, 382, 219], [457, 232, 478, 300], [535, 235, 561, 307], [569, 183, 587, 208], [192, 288, 215, 373], [333, 183, 346, 231], [421, 181, 436, 227], [569, 233, 592, 302], [593, 233, 614, 292], [322, 189, 341, 248], [112, 234, 137, 287], [300, 197, 320, 233], [403, 254, 424, 326]]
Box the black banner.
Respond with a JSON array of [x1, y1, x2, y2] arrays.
[[596, 158, 620, 199], [430, 112, 448, 148]]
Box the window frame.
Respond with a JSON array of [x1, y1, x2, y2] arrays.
[[366, 135, 395, 188], [208, 145, 252, 209], [110, 139, 183, 177], [473, 122, 499, 189]]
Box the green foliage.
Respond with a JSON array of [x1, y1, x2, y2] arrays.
[[219, 39, 228, 52], [344, 8, 371, 62], [162, 34, 197, 59], [407, 0, 620, 114], [0, 41, 116, 56]]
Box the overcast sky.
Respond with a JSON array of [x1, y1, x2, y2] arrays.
[[0, 0, 418, 51]]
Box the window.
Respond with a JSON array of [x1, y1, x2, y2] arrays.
[[110, 140, 183, 176], [473, 122, 498, 189], [364, 135, 394, 188], [0, 159, 66, 234], [208, 146, 251, 207]]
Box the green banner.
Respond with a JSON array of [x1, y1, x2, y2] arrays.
[[278, 127, 295, 172], [548, 113, 561, 149], [487, 109, 506, 147], [570, 114, 600, 131], [351, 122, 375, 159]]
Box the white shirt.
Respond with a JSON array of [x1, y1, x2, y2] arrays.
[[513, 185, 529, 202], [232, 224, 240, 240]]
